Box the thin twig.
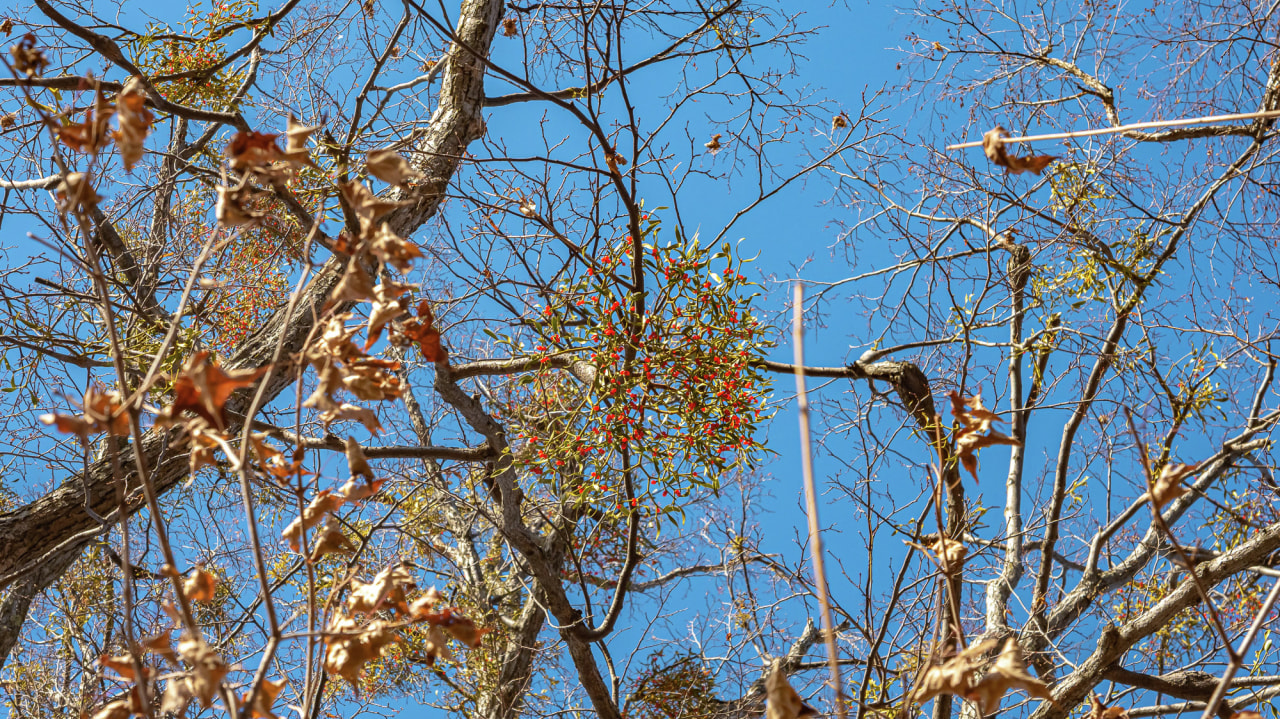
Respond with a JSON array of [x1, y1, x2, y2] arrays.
[[1197, 575, 1280, 719], [946, 109, 1280, 150], [793, 283, 848, 719]]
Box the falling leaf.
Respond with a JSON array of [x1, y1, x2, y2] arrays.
[[282, 490, 345, 552], [113, 76, 154, 171], [366, 148, 423, 186], [183, 567, 218, 603], [10, 33, 48, 77], [241, 678, 287, 719], [965, 638, 1051, 713], [164, 351, 270, 430], [832, 113, 849, 131], [765, 661, 818, 719], [705, 133, 722, 153], [502, 16, 519, 37], [345, 436, 375, 482], [981, 126, 1058, 176], [951, 391, 1020, 480], [40, 385, 130, 440], [1146, 462, 1198, 509]]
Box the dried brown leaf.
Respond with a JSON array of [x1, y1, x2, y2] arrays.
[[366, 148, 423, 186], [765, 661, 818, 719]]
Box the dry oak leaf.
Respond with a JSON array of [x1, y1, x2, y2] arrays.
[[347, 562, 417, 615], [765, 660, 819, 719], [57, 100, 114, 156], [1229, 713, 1263, 719], [165, 351, 270, 430], [142, 630, 177, 661], [366, 280, 413, 348], [99, 654, 152, 681], [913, 638, 999, 706], [11, 33, 49, 78], [339, 181, 411, 231], [41, 385, 130, 440], [182, 567, 218, 603], [331, 258, 376, 304], [339, 476, 385, 502], [368, 222, 423, 273], [1086, 694, 1129, 719], [160, 675, 195, 717], [55, 171, 99, 212], [366, 147, 423, 186], [965, 638, 1052, 713], [833, 112, 849, 131], [705, 133, 723, 153], [415, 605, 491, 647], [114, 77, 154, 171], [282, 490, 345, 552], [501, 16, 519, 37], [0, 111, 16, 130], [282, 114, 320, 169], [323, 614, 399, 687], [89, 699, 133, 719], [518, 198, 537, 217], [226, 130, 286, 170], [928, 536, 967, 573], [341, 357, 404, 401], [951, 391, 1020, 480], [345, 436, 374, 482], [394, 298, 447, 363], [241, 678, 287, 719], [321, 402, 384, 435], [215, 177, 265, 227], [981, 126, 1057, 175], [176, 635, 228, 708], [0, 19, 14, 36], [1146, 462, 1199, 509], [308, 519, 358, 562]]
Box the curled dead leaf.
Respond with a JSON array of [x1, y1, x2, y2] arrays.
[[366, 148, 423, 186], [308, 520, 357, 562], [951, 391, 1020, 480], [114, 77, 154, 170], [182, 567, 218, 603], [1086, 694, 1129, 719], [162, 351, 270, 430], [320, 402, 384, 435], [10, 33, 48, 78], [347, 562, 416, 615], [765, 660, 818, 719], [40, 385, 130, 440], [502, 16, 519, 37], [1145, 462, 1198, 509], [281, 490, 345, 552], [981, 126, 1058, 175], [176, 635, 228, 708], [705, 133, 722, 153], [55, 172, 99, 213], [345, 435, 374, 482], [965, 638, 1051, 713]]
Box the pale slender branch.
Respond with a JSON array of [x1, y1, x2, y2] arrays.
[[946, 109, 1280, 150]]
